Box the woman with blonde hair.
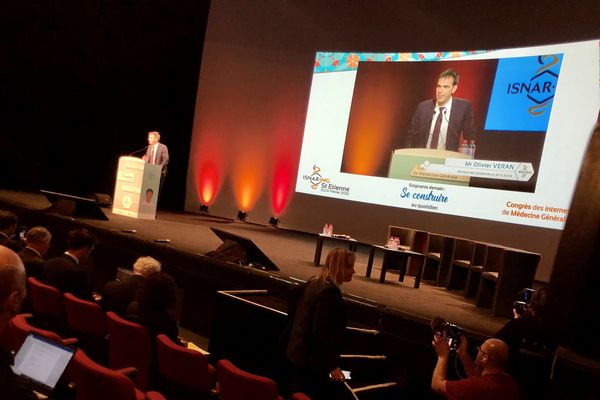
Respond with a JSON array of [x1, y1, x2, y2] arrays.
[[285, 248, 356, 399]]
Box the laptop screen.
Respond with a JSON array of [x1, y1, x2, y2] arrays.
[[12, 332, 75, 392]]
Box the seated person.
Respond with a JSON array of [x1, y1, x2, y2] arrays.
[[18, 227, 52, 280], [0, 211, 25, 253], [431, 334, 518, 400], [101, 256, 161, 316], [125, 272, 183, 346], [0, 245, 37, 399], [41, 228, 95, 300]]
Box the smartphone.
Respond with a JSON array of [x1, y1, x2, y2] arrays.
[[19, 226, 27, 239]]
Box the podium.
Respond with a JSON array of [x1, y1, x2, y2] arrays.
[[387, 148, 471, 186], [112, 156, 161, 219]]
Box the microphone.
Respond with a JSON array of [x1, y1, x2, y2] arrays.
[[441, 108, 463, 150], [129, 145, 148, 157]]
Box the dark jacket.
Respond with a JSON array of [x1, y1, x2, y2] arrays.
[[101, 275, 145, 316], [286, 277, 346, 372]]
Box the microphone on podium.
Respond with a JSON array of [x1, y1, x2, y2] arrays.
[[441, 108, 463, 149], [129, 146, 148, 157]]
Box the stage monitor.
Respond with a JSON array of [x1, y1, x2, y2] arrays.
[[41, 189, 109, 221], [209, 227, 279, 271]]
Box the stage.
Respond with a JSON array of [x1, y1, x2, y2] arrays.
[[0, 189, 508, 340]]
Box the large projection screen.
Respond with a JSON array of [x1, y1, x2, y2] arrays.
[[186, 0, 600, 282], [296, 41, 599, 230]]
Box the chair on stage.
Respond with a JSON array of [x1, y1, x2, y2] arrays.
[[423, 233, 456, 286], [216, 359, 283, 400], [64, 292, 108, 364], [387, 226, 415, 250], [71, 349, 166, 400], [28, 276, 66, 334], [463, 242, 489, 298], [476, 248, 540, 317], [445, 238, 475, 291], [155, 334, 216, 398], [106, 311, 153, 391]]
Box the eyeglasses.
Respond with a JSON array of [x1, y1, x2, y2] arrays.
[[476, 346, 488, 355]]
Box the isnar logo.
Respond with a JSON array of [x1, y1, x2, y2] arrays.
[[506, 55, 560, 116], [303, 165, 330, 189]]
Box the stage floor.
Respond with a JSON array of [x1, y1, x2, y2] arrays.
[[0, 190, 508, 337]]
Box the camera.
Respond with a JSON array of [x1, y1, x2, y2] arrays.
[[431, 317, 463, 351], [513, 288, 535, 317]]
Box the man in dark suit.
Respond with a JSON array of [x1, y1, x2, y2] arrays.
[[41, 228, 95, 300], [407, 68, 476, 151], [143, 130, 169, 176], [100, 256, 161, 316], [18, 226, 51, 279], [0, 210, 25, 253]]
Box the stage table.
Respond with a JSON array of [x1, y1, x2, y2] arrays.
[[313, 233, 363, 266], [366, 244, 426, 288]]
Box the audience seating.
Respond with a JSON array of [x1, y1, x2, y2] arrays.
[[291, 393, 311, 400], [155, 333, 216, 398], [476, 247, 541, 317], [9, 313, 77, 350], [71, 349, 166, 400], [27, 276, 66, 333], [216, 358, 283, 400], [64, 292, 108, 364], [106, 311, 153, 391]]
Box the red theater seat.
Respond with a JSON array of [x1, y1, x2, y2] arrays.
[[155, 334, 216, 396], [71, 349, 166, 400], [106, 311, 152, 391], [216, 359, 283, 400], [28, 277, 66, 333]]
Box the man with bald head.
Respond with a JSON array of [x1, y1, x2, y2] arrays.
[[0, 246, 37, 399], [431, 333, 518, 399]]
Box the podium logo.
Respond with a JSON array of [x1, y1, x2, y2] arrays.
[[485, 53, 563, 132]]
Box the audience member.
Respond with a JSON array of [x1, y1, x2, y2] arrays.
[[0, 245, 37, 399], [0, 211, 25, 253], [284, 248, 356, 400], [431, 334, 518, 400], [125, 271, 182, 346], [494, 287, 555, 398], [41, 228, 95, 300], [101, 256, 161, 316], [495, 286, 554, 355], [18, 227, 52, 279]]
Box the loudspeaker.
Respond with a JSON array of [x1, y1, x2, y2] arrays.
[[93, 193, 112, 207], [41, 189, 109, 221]]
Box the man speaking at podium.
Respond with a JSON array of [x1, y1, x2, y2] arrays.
[[143, 131, 169, 198], [407, 69, 476, 151]]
